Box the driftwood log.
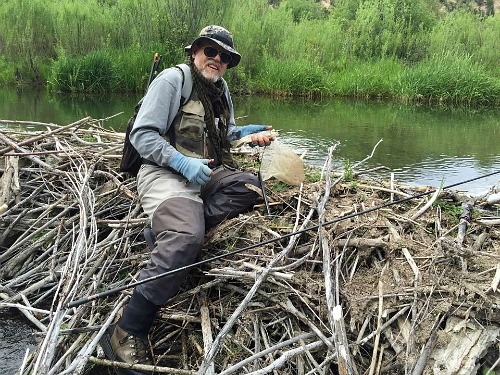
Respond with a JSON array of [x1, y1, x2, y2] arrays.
[[0, 117, 499, 375]]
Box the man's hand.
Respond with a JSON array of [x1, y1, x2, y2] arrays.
[[238, 125, 268, 137], [238, 125, 274, 147], [169, 153, 213, 185]]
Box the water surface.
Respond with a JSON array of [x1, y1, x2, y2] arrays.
[[0, 313, 36, 374], [251, 97, 499, 194], [1, 87, 499, 195]]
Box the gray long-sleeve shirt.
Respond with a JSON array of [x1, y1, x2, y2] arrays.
[[130, 66, 238, 167]]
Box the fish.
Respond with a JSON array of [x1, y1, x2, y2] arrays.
[[230, 130, 279, 148]]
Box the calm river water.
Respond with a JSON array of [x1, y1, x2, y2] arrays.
[[0, 87, 499, 372], [1, 87, 499, 194]]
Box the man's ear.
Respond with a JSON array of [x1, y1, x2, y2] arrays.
[[191, 44, 199, 59]]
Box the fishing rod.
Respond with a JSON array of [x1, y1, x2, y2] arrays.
[[147, 52, 162, 88], [67, 170, 499, 309]]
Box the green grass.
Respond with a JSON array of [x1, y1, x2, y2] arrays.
[[342, 159, 354, 182], [49, 51, 115, 93], [254, 54, 326, 98], [434, 199, 462, 225], [327, 58, 404, 98], [400, 54, 500, 105], [0, 0, 498, 105], [304, 166, 322, 184]]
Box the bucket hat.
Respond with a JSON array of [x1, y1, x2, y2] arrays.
[[185, 25, 241, 69]]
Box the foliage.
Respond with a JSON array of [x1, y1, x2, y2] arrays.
[[0, 0, 498, 105], [345, 0, 436, 61], [427, 10, 500, 75], [327, 57, 404, 98], [280, 0, 328, 23], [435, 198, 463, 224], [269, 180, 292, 193], [343, 159, 354, 182], [0, 57, 15, 86], [49, 51, 115, 93], [254, 54, 326, 97], [482, 367, 496, 375], [400, 54, 500, 105], [229, 0, 291, 76], [304, 166, 322, 183]]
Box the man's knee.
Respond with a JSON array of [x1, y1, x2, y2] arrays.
[[152, 197, 205, 245]]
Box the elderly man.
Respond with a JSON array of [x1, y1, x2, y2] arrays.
[[101, 25, 273, 374]]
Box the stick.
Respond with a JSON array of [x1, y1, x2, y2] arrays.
[[410, 182, 442, 221], [196, 204, 317, 374], [333, 305, 358, 375], [199, 292, 215, 375], [0, 132, 64, 175], [0, 117, 92, 155], [368, 273, 385, 375], [390, 172, 395, 202], [246, 339, 328, 375], [456, 201, 473, 245], [87, 357, 196, 374], [219, 333, 315, 375], [410, 313, 447, 375]]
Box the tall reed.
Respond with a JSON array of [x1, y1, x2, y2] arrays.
[[49, 51, 115, 93], [0, 0, 498, 105], [400, 54, 500, 105], [327, 58, 404, 98], [254, 54, 326, 98]]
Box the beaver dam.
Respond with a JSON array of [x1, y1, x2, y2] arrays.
[[0, 117, 499, 375]]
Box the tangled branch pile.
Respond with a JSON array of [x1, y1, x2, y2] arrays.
[[0, 117, 499, 375]]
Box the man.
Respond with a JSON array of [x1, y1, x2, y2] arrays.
[[100, 25, 273, 374]]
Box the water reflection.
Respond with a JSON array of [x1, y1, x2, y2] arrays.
[[0, 87, 136, 127], [0, 314, 36, 374], [235, 97, 500, 195], [0, 88, 499, 195]]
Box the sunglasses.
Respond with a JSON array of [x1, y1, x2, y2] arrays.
[[203, 46, 232, 64]]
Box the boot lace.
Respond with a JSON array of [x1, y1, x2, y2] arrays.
[[120, 334, 151, 364]]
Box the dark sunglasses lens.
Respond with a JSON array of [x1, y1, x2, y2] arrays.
[[220, 52, 232, 64], [204, 46, 218, 58], [204, 46, 232, 64]]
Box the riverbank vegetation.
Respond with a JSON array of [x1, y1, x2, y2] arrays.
[[0, 0, 499, 105]]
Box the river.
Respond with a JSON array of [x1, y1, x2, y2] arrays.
[[0, 87, 499, 373], [1, 87, 499, 195]]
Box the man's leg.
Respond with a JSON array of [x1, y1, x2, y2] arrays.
[[134, 197, 205, 305], [106, 198, 204, 366], [101, 166, 204, 374]]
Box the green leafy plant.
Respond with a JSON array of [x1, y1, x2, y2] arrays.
[[434, 199, 462, 225], [304, 166, 322, 183], [343, 159, 354, 182], [0, 0, 498, 104]]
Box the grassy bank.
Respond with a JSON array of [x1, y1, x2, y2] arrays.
[[0, 0, 498, 105]]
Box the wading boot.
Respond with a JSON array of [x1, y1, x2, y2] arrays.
[[100, 291, 159, 374], [100, 324, 154, 375]]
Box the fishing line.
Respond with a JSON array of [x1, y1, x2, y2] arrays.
[[257, 144, 271, 216], [67, 169, 499, 308]]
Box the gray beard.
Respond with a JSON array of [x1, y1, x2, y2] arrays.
[[201, 70, 221, 83]]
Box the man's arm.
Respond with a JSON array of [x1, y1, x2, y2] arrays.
[[223, 80, 274, 147], [130, 68, 184, 167]]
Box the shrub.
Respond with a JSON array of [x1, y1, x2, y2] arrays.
[[49, 51, 115, 93], [254, 54, 326, 97], [400, 54, 500, 105]]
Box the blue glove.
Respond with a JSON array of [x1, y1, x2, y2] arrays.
[[169, 153, 212, 185], [237, 125, 268, 139]]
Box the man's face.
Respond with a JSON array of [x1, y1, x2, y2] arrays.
[[192, 41, 229, 82]]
